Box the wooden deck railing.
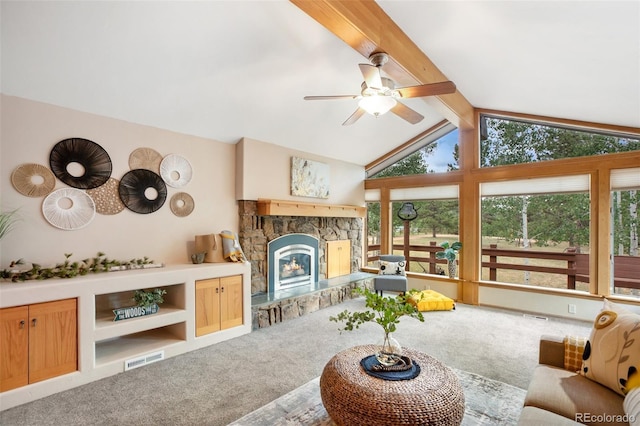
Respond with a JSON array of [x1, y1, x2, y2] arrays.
[[367, 243, 640, 290]]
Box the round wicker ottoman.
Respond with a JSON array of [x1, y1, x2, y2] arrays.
[[320, 345, 465, 426]]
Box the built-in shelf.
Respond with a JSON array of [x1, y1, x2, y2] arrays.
[[257, 198, 366, 218], [94, 306, 187, 341], [94, 324, 186, 367], [0, 262, 252, 411]]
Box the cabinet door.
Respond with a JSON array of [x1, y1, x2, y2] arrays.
[[327, 240, 351, 278], [338, 240, 351, 276], [28, 299, 77, 384], [195, 278, 220, 336], [0, 306, 29, 392], [220, 275, 243, 330]]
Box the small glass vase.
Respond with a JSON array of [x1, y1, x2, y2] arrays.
[[375, 333, 402, 366]]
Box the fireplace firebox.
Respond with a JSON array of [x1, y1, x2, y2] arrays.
[[268, 234, 319, 293]]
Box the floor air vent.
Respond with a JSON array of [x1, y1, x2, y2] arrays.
[[124, 350, 165, 371]]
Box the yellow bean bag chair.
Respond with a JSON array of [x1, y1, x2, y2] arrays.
[[407, 289, 455, 312]]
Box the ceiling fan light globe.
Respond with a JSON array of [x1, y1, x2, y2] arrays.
[[358, 96, 397, 116]]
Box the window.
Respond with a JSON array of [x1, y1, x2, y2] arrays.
[[365, 185, 459, 274], [611, 168, 640, 298], [368, 124, 459, 178], [481, 175, 590, 291], [481, 115, 640, 167]]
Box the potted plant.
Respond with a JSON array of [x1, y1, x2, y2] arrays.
[[436, 241, 462, 278], [133, 288, 167, 308], [330, 288, 424, 366], [111, 288, 166, 321]]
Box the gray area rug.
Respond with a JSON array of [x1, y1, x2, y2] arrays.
[[230, 368, 526, 426]]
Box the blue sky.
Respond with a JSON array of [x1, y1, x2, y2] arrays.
[[425, 129, 458, 172]]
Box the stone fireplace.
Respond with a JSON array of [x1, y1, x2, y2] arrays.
[[268, 233, 318, 293], [237, 200, 364, 295]]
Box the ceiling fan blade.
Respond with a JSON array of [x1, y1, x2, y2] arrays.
[[358, 64, 383, 89], [304, 95, 359, 100], [342, 108, 366, 126], [391, 101, 424, 124], [396, 81, 456, 98]]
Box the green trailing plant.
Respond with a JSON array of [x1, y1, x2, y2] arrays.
[[133, 288, 167, 308], [435, 241, 462, 262], [330, 288, 424, 336], [1, 252, 156, 282]]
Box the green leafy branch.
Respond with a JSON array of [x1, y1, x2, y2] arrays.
[[330, 288, 424, 336], [1, 252, 155, 282]]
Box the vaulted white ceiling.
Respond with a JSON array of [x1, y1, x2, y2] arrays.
[[2, 1, 638, 167]]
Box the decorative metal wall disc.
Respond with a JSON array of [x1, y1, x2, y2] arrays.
[[129, 147, 163, 174], [49, 138, 112, 189], [160, 154, 192, 188], [11, 163, 56, 197], [42, 188, 96, 230], [86, 178, 126, 215], [169, 192, 195, 217], [119, 169, 167, 214]]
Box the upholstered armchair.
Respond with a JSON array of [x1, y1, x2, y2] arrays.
[[374, 254, 408, 296]]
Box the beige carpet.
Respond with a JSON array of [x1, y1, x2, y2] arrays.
[[231, 368, 526, 425]]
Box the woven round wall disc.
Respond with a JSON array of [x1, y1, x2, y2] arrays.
[[42, 188, 96, 230], [86, 178, 125, 215], [129, 147, 163, 174], [170, 192, 195, 217], [160, 154, 192, 188], [49, 138, 112, 189], [118, 169, 167, 214], [11, 163, 56, 197]]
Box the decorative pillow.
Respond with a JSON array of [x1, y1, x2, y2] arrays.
[[379, 260, 406, 276], [581, 299, 640, 396], [624, 387, 640, 426], [407, 289, 455, 312], [563, 335, 587, 373]]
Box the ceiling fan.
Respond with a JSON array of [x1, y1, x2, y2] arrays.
[[304, 52, 456, 126]]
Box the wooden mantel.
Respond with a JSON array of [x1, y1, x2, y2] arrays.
[[257, 199, 366, 218]]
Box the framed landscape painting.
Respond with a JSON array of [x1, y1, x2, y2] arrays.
[[291, 157, 330, 199]]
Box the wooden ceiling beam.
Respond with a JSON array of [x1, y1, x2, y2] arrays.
[[291, 0, 475, 129]]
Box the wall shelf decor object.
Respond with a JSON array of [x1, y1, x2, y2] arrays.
[[291, 156, 330, 199], [169, 192, 195, 217], [11, 163, 56, 197], [86, 177, 126, 215], [49, 138, 112, 189], [42, 188, 96, 230], [118, 169, 167, 214], [129, 147, 163, 174], [160, 154, 192, 188]]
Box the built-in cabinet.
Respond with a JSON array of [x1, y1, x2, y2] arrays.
[[0, 262, 251, 411], [0, 298, 77, 392], [195, 275, 243, 336], [326, 240, 351, 278]]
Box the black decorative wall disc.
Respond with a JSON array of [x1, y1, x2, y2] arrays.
[[49, 138, 112, 189], [118, 169, 167, 214]]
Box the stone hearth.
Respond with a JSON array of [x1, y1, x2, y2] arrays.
[[237, 200, 364, 295]]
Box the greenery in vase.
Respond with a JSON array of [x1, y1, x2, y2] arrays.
[[435, 241, 462, 262], [133, 288, 167, 308], [330, 288, 424, 337], [1, 252, 156, 282]]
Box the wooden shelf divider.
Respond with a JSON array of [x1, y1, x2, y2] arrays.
[[257, 199, 366, 218]]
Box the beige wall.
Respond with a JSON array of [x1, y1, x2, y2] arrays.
[[236, 137, 365, 205], [0, 95, 238, 266], [1, 97, 368, 268]]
